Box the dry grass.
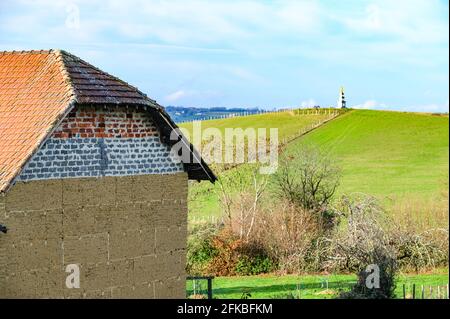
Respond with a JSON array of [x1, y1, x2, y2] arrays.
[[389, 190, 449, 233]]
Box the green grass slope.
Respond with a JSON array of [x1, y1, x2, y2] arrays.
[[185, 109, 448, 220], [179, 111, 334, 144], [180, 111, 335, 220], [287, 110, 449, 201]]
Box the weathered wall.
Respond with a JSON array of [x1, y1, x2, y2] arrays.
[[17, 105, 184, 182], [0, 173, 188, 299]]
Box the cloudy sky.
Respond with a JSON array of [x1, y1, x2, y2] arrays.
[[1, 0, 448, 111]]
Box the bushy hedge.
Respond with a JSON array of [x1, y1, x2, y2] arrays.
[[235, 255, 276, 276], [187, 226, 276, 276], [186, 223, 219, 275], [187, 195, 448, 277]]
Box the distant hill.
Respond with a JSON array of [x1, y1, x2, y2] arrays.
[[165, 106, 263, 123]]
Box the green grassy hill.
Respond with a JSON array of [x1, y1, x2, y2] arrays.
[[180, 110, 335, 220], [185, 109, 449, 220], [288, 110, 449, 201], [179, 110, 335, 144]]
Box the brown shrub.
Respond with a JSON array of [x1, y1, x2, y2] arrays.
[[207, 229, 243, 276], [206, 228, 275, 276], [252, 201, 324, 273]]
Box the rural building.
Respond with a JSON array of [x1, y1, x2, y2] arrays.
[[0, 50, 216, 298]]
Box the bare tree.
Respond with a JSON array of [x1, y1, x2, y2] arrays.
[[217, 167, 267, 241], [273, 146, 341, 213]]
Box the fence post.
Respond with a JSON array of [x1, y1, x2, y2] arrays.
[[207, 278, 213, 299], [412, 284, 416, 299], [421, 285, 425, 299], [403, 284, 406, 299]]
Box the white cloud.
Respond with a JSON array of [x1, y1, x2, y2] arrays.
[[341, 0, 449, 45], [407, 101, 449, 113], [164, 89, 222, 105], [352, 100, 449, 113], [165, 90, 188, 102], [352, 100, 388, 110], [0, 0, 325, 48], [0, 0, 447, 110], [226, 66, 266, 83], [300, 99, 318, 108]]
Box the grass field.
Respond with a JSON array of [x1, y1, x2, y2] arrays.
[[186, 109, 449, 221], [181, 111, 334, 220], [184, 110, 449, 299], [179, 111, 334, 144], [187, 268, 449, 299], [185, 110, 449, 218], [287, 110, 449, 202]]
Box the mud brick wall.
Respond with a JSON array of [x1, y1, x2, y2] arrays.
[[17, 105, 183, 182], [0, 173, 188, 299]]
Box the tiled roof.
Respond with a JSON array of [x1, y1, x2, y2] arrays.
[[0, 50, 75, 193], [61, 50, 153, 105], [0, 50, 216, 193]]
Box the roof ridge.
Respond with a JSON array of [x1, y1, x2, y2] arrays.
[[0, 49, 55, 55], [53, 50, 78, 104]]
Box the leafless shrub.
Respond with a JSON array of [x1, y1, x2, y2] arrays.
[[326, 195, 397, 298], [384, 193, 449, 272], [217, 168, 267, 241], [339, 245, 397, 299], [273, 146, 341, 227], [253, 201, 322, 273], [390, 228, 449, 272], [325, 195, 394, 271]]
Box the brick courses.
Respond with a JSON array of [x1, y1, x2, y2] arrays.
[[52, 106, 159, 139], [17, 106, 184, 182]]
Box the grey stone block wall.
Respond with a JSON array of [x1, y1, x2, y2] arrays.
[[17, 137, 183, 181]]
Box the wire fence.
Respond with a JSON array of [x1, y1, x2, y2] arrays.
[[186, 277, 450, 299], [176, 107, 347, 124], [402, 283, 449, 299]]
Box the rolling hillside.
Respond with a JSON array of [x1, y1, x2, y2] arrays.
[[180, 110, 336, 219], [179, 110, 335, 144], [288, 110, 449, 201], [185, 109, 449, 220]]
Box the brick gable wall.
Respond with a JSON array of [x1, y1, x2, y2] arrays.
[[52, 108, 159, 139], [17, 105, 183, 182]]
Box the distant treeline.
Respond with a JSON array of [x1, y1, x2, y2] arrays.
[[165, 106, 263, 123], [165, 105, 347, 123]]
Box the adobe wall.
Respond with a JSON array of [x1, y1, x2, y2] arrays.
[[0, 173, 188, 299]]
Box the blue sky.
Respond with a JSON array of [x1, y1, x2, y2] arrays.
[[1, 0, 448, 112]]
